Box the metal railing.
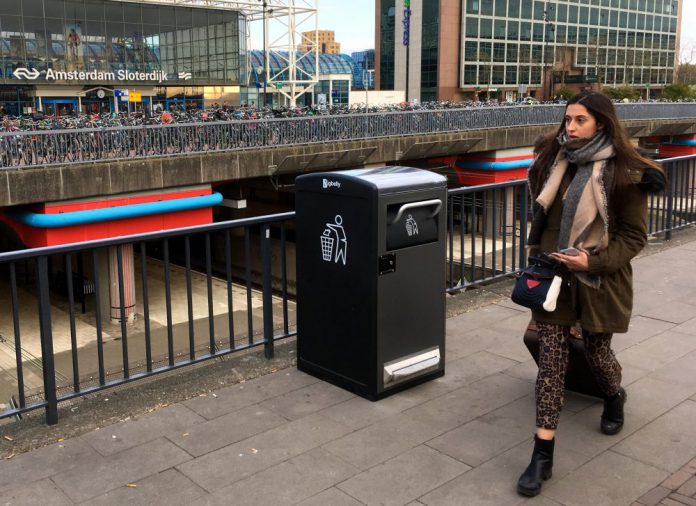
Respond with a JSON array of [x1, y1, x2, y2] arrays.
[[443, 154, 696, 293], [2, 103, 696, 168], [0, 212, 295, 425], [0, 155, 693, 424]]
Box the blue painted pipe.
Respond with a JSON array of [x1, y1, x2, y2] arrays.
[[8, 192, 223, 228], [455, 159, 534, 171]]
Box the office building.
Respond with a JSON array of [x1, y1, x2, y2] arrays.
[[352, 50, 375, 89], [375, 0, 683, 102], [301, 30, 341, 54]]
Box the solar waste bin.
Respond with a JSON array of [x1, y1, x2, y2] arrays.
[[295, 166, 447, 400]]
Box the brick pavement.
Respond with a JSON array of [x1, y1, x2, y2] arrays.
[[0, 239, 695, 505]]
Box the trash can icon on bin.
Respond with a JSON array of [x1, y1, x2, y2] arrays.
[[296, 167, 447, 400]]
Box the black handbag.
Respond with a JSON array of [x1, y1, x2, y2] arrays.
[[511, 255, 562, 312]]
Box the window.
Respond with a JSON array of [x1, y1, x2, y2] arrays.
[[466, 17, 478, 38], [508, 0, 520, 17], [465, 41, 478, 61], [495, 0, 506, 17], [493, 42, 505, 61], [494, 20, 506, 39], [480, 18, 492, 38]]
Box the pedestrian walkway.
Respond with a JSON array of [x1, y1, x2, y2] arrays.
[[0, 240, 695, 505]]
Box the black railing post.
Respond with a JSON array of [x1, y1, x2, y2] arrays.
[[665, 164, 675, 241], [261, 224, 274, 359], [519, 185, 529, 268], [36, 256, 58, 425]]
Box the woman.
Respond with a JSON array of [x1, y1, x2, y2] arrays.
[[517, 91, 666, 497]]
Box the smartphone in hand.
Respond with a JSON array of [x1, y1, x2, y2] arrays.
[[558, 247, 580, 256]]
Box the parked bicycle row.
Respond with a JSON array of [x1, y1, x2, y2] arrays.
[[4, 97, 692, 132]]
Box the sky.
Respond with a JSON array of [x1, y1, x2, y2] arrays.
[[250, 0, 696, 61]]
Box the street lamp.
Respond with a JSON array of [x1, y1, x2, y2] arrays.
[[543, 4, 555, 101]]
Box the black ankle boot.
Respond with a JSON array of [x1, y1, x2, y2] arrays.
[[601, 387, 627, 435], [517, 435, 555, 497]]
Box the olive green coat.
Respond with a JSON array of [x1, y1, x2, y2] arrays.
[[529, 168, 648, 333]]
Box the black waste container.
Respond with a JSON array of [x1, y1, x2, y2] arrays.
[[295, 166, 447, 400]]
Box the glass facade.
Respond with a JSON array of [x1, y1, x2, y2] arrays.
[[420, 1, 439, 102], [380, 0, 395, 90], [0, 0, 245, 86], [461, 0, 679, 90], [352, 50, 375, 89]]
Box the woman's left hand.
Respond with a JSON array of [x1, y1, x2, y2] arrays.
[[550, 250, 589, 271]]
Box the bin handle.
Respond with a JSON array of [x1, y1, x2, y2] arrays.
[[391, 199, 442, 224]]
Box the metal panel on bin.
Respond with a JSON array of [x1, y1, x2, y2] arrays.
[[295, 167, 447, 400]]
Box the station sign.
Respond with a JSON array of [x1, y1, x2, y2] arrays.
[[129, 91, 142, 102], [114, 89, 129, 97], [11, 67, 191, 83]]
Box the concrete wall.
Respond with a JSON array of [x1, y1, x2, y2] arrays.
[[1, 118, 693, 207]]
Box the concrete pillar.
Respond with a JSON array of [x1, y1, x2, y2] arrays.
[[108, 244, 136, 323]]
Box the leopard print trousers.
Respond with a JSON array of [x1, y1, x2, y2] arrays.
[[535, 322, 622, 430]]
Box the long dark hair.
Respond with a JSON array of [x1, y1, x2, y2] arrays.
[[530, 91, 664, 197]]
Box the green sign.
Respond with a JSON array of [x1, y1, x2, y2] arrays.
[[275, 82, 283, 89], [645, 83, 651, 87]]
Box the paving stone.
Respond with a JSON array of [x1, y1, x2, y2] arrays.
[[318, 390, 426, 431], [81, 403, 206, 456], [663, 470, 694, 490], [669, 493, 696, 506], [672, 317, 696, 337], [543, 450, 668, 506], [322, 412, 444, 470], [617, 331, 696, 372], [649, 350, 696, 388], [167, 404, 288, 457], [52, 438, 192, 503], [636, 486, 671, 506], [640, 301, 696, 325], [622, 376, 696, 422], [404, 373, 532, 435], [435, 351, 519, 391], [183, 369, 318, 420], [419, 439, 587, 506], [446, 305, 523, 332], [0, 478, 73, 505], [614, 400, 696, 473], [426, 395, 534, 467], [501, 358, 538, 383], [612, 317, 676, 352], [295, 487, 365, 506], [662, 498, 695, 506], [338, 445, 470, 506], [191, 448, 359, 506], [678, 476, 696, 496], [258, 380, 355, 420], [0, 438, 101, 489], [176, 413, 352, 492], [444, 325, 514, 359], [83, 468, 208, 506]]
